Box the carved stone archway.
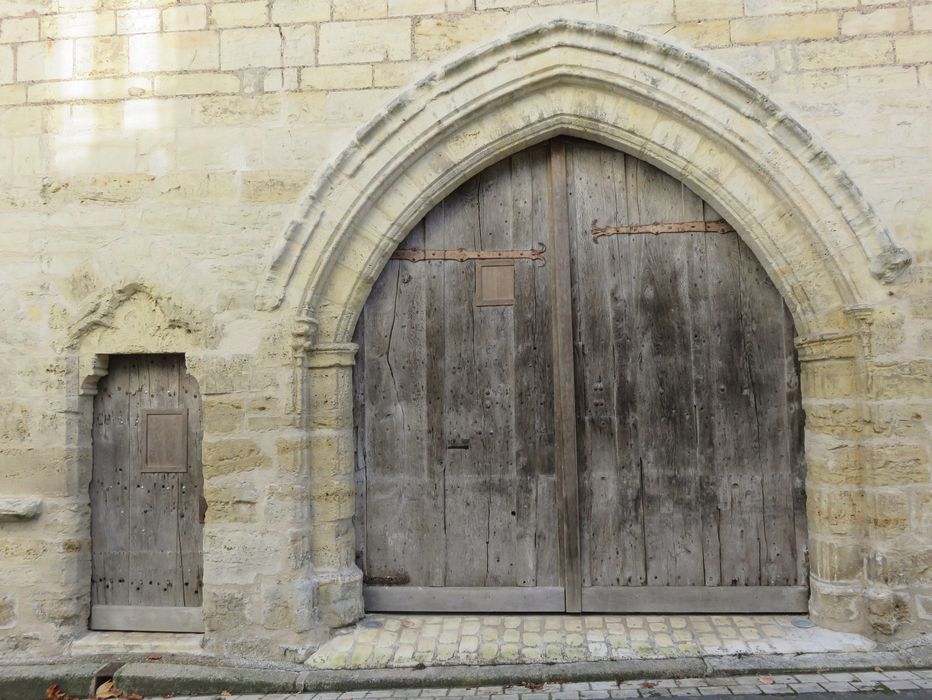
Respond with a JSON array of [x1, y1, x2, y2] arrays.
[[261, 20, 912, 636]]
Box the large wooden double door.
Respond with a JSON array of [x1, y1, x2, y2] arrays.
[[353, 139, 807, 614]]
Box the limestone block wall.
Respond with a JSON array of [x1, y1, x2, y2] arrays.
[[0, 0, 929, 661]]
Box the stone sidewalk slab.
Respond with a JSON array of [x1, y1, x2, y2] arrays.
[[306, 616, 874, 670]]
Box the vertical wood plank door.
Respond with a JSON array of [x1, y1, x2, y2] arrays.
[[562, 139, 808, 613], [354, 138, 807, 614], [354, 144, 565, 612], [90, 354, 205, 632]]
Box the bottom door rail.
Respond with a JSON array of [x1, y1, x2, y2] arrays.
[[363, 586, 566, 613], [581, 586, 809, 614]]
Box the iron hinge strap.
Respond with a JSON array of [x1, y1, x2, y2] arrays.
[[390, 243, 547, 266], [591, 220, 735, 240]]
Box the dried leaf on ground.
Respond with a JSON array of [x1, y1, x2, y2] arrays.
[[520, 681, 544, 691], [758, 675, 775, 685], [46, 685, 73, 700], [640, 681, 657, 688], [95, 680, 123, 699], [146, 654, 162, 661]]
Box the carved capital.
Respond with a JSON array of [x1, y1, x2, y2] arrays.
[[305, 343, 358, 370]]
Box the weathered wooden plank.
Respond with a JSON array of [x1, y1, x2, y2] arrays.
[[91, 358, 131, 607], [423, 205, 448, 588], [548, 140, 582, 612], [178, 368, 203, 607], [361, 223, 430, 585], [737, 240, 798, 586], [363, 586, 565, 613], [477, 157, 518, 587], [91, 605, 204, 633], [626, 158, 703, 587], [707, 231, 765, 586], [565, 141, 625, 589], [786, 305, 809, 587], [581, 586, 809, 613], [130, 355, 185, 607], [440, 180, 487, 587], [510, 145, 559, 588], [527, 146, 561, 589], [352, 311, 368, 574], [690, 205, 722, 587]]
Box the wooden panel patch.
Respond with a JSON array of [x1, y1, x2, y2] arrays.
[[581, 586, 809, 613], [91, 604, 204, 633], [364, 586, 565, 613], [475, 260, 515, 306], [141, 408, 188, 473]]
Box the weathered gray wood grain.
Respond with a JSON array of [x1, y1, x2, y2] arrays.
[[91, 354, 203, 629], [354, 138, 806, 613]]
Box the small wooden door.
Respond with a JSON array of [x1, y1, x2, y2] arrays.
[[90, 354, 204, 632], [354, 138, 807, 613]]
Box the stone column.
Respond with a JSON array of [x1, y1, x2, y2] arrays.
[[194, 341, 322, 661], [798, 326, 870, 633], [305, 341, 364, 629], [849, 306, 932, 634]]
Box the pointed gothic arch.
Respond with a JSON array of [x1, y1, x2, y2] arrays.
[[257, 19, 909, 342], [262, 20, 914, 636]]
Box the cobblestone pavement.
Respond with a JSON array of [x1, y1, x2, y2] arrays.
[[167, 668, 932, 699], [306, 616, 875, 670]]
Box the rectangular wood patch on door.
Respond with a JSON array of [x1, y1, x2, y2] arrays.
[[475, 260, 515, 306], [141, 408, 188, 473]]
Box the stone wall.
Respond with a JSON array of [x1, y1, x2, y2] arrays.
[[0, 0, 929, 661]]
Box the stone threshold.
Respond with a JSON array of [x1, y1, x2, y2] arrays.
[[71, 631, 206, 656]]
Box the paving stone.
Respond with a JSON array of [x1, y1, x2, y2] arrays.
[[789, 683, 824, 693], [821, 682, 855, 692], [729, 687, 761, 695], [885, 670, 919, 680], [883, 680, 920, 689], [305, 615, 875, 669], [853, 671, 887, 681], [757, 686, 790, 695], [792, 674, 827, 683], [850, 681, 882, 691], [590, 683, 618, 691], [822, 673, 855, 682]]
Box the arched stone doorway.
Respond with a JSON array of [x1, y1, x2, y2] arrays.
[[258, 21, 912, 637]]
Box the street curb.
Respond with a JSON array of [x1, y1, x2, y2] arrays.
[[0, 663, 101, 700], [113, 663, 301, 697], [2, 650, 929, 698], [297, 658, 708, 691]]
